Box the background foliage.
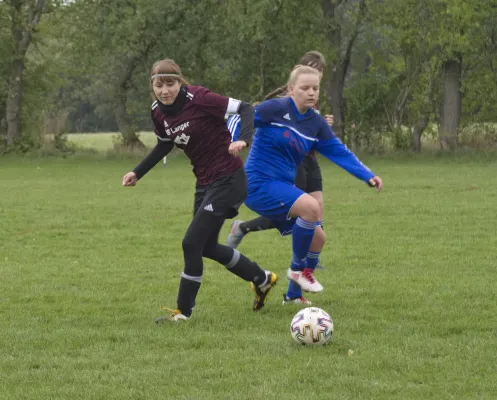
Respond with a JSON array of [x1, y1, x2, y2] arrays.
[[1, 0, 497, 152]]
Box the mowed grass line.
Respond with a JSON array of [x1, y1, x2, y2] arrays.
[[67, 132, 158, 152], [0, 154, 496, 400]]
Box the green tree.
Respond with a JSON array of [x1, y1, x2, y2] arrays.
[[4, 0, 46, 147], [321, 0, 367, 140]]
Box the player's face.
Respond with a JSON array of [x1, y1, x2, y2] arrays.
[[289, 73, 320, 112], [152, 78, 181, 105]]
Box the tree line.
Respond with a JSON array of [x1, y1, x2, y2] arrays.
[[1, 0, 497, 153]]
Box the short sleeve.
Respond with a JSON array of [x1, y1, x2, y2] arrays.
[[194, 87, 240, 120], [254, 99, 282, 124]]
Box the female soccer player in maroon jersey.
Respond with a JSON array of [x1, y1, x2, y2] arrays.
[[122, 59, 277, 322]]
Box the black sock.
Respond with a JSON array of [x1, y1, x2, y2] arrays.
[[225, 250, 267, 284], [176, 276, 201, 317], [203, 243, 234, 265], [239, 216, 275, 234]]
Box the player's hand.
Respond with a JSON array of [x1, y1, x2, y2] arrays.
[[368, 176, 383, 192], [325, 114, 334, 127], [229, 140, 247, 156], [122, 172, 138, 187]]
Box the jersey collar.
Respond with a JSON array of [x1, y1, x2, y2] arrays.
[[288, 97, 314, 121]]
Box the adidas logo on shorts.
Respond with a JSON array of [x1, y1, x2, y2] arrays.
[[204, 204, 214, 212]]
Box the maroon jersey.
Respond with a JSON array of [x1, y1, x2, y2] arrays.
[[151, 86, 242, 185]]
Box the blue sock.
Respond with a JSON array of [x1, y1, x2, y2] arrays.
[[290, 218, 316, 270], [286, 279, 302, 299], [307, 251, 320, 271], [286, 251, 321, 299], [286, 218, 316, 299]]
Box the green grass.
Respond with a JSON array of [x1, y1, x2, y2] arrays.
[[1, 150, 496, 399]]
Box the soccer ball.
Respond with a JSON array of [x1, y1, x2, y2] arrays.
[[290, 307, 334, 345]]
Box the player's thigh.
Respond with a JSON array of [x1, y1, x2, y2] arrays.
[[288, 193, 320, 222], [201, 168, 247, 219], [183, 207, 226, 250], [245, 180, 303, 220], [193, 184, 206, 216]]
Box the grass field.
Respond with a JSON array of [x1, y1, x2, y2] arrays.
[[1, 145, 496, 399], [67, 132, 158, 152]]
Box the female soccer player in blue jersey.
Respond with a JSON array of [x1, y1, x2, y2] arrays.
[[228, 52, 331, 252], [227, 51, 333, 305], [243, 65, 383, 295], [122, 59, 277, 322]]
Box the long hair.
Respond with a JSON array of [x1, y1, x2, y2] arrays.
[[263, 85, 288, 100], [299, 51, 326, 72]]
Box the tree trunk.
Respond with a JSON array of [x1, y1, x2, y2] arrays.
[[113, 53, 150, 149], [5, 0, 45, 146], [114, 87, 143, 149], [321, 0, 365, 141], [325, 68, 346, 140], [412, 114, 429, 152], [439, 56, 462, 150], [6, 59, 24, 146]]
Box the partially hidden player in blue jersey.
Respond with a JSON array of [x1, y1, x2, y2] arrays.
[[231, 65, 383, 297]]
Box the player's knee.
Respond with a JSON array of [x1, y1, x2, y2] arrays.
[[182, 235, 198, 255], [309, 193, 324, 219], [300, 199, 320, 222]]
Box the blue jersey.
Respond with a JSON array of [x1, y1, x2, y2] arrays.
[[230, 97, 374, 187], [227, 114, 241, 142]]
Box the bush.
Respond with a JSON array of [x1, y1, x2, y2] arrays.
[[458, 123, 497, 149]]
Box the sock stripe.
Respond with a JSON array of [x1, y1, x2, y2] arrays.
[[225, 249, 240, 269], [307, 251, 320, 259], [296, 217, 317, 230], [181, 272, 202, 283], [257, 271, 270, 288]]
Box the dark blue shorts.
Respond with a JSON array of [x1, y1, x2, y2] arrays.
[[245, 180, 306, 235]]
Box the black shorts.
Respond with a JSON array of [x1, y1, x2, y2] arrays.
[[295, 155, 323, 193], [193, 167, 247, 219]]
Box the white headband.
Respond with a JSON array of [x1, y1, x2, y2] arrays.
[[151, 73, 181, 81]]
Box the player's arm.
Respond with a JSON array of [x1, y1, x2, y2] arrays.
[[253, 99, 284, 129], [235, 101, 255, 145], [228, 99, 285, 143], [225, 101, 255, 145], [228, 108, 268, 143], [227, 114, 241, 142], [314, 122, 381, 188], [132, 137, 174, 180], [227, 101, 254, 156], [200, 90, 255, 146]]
